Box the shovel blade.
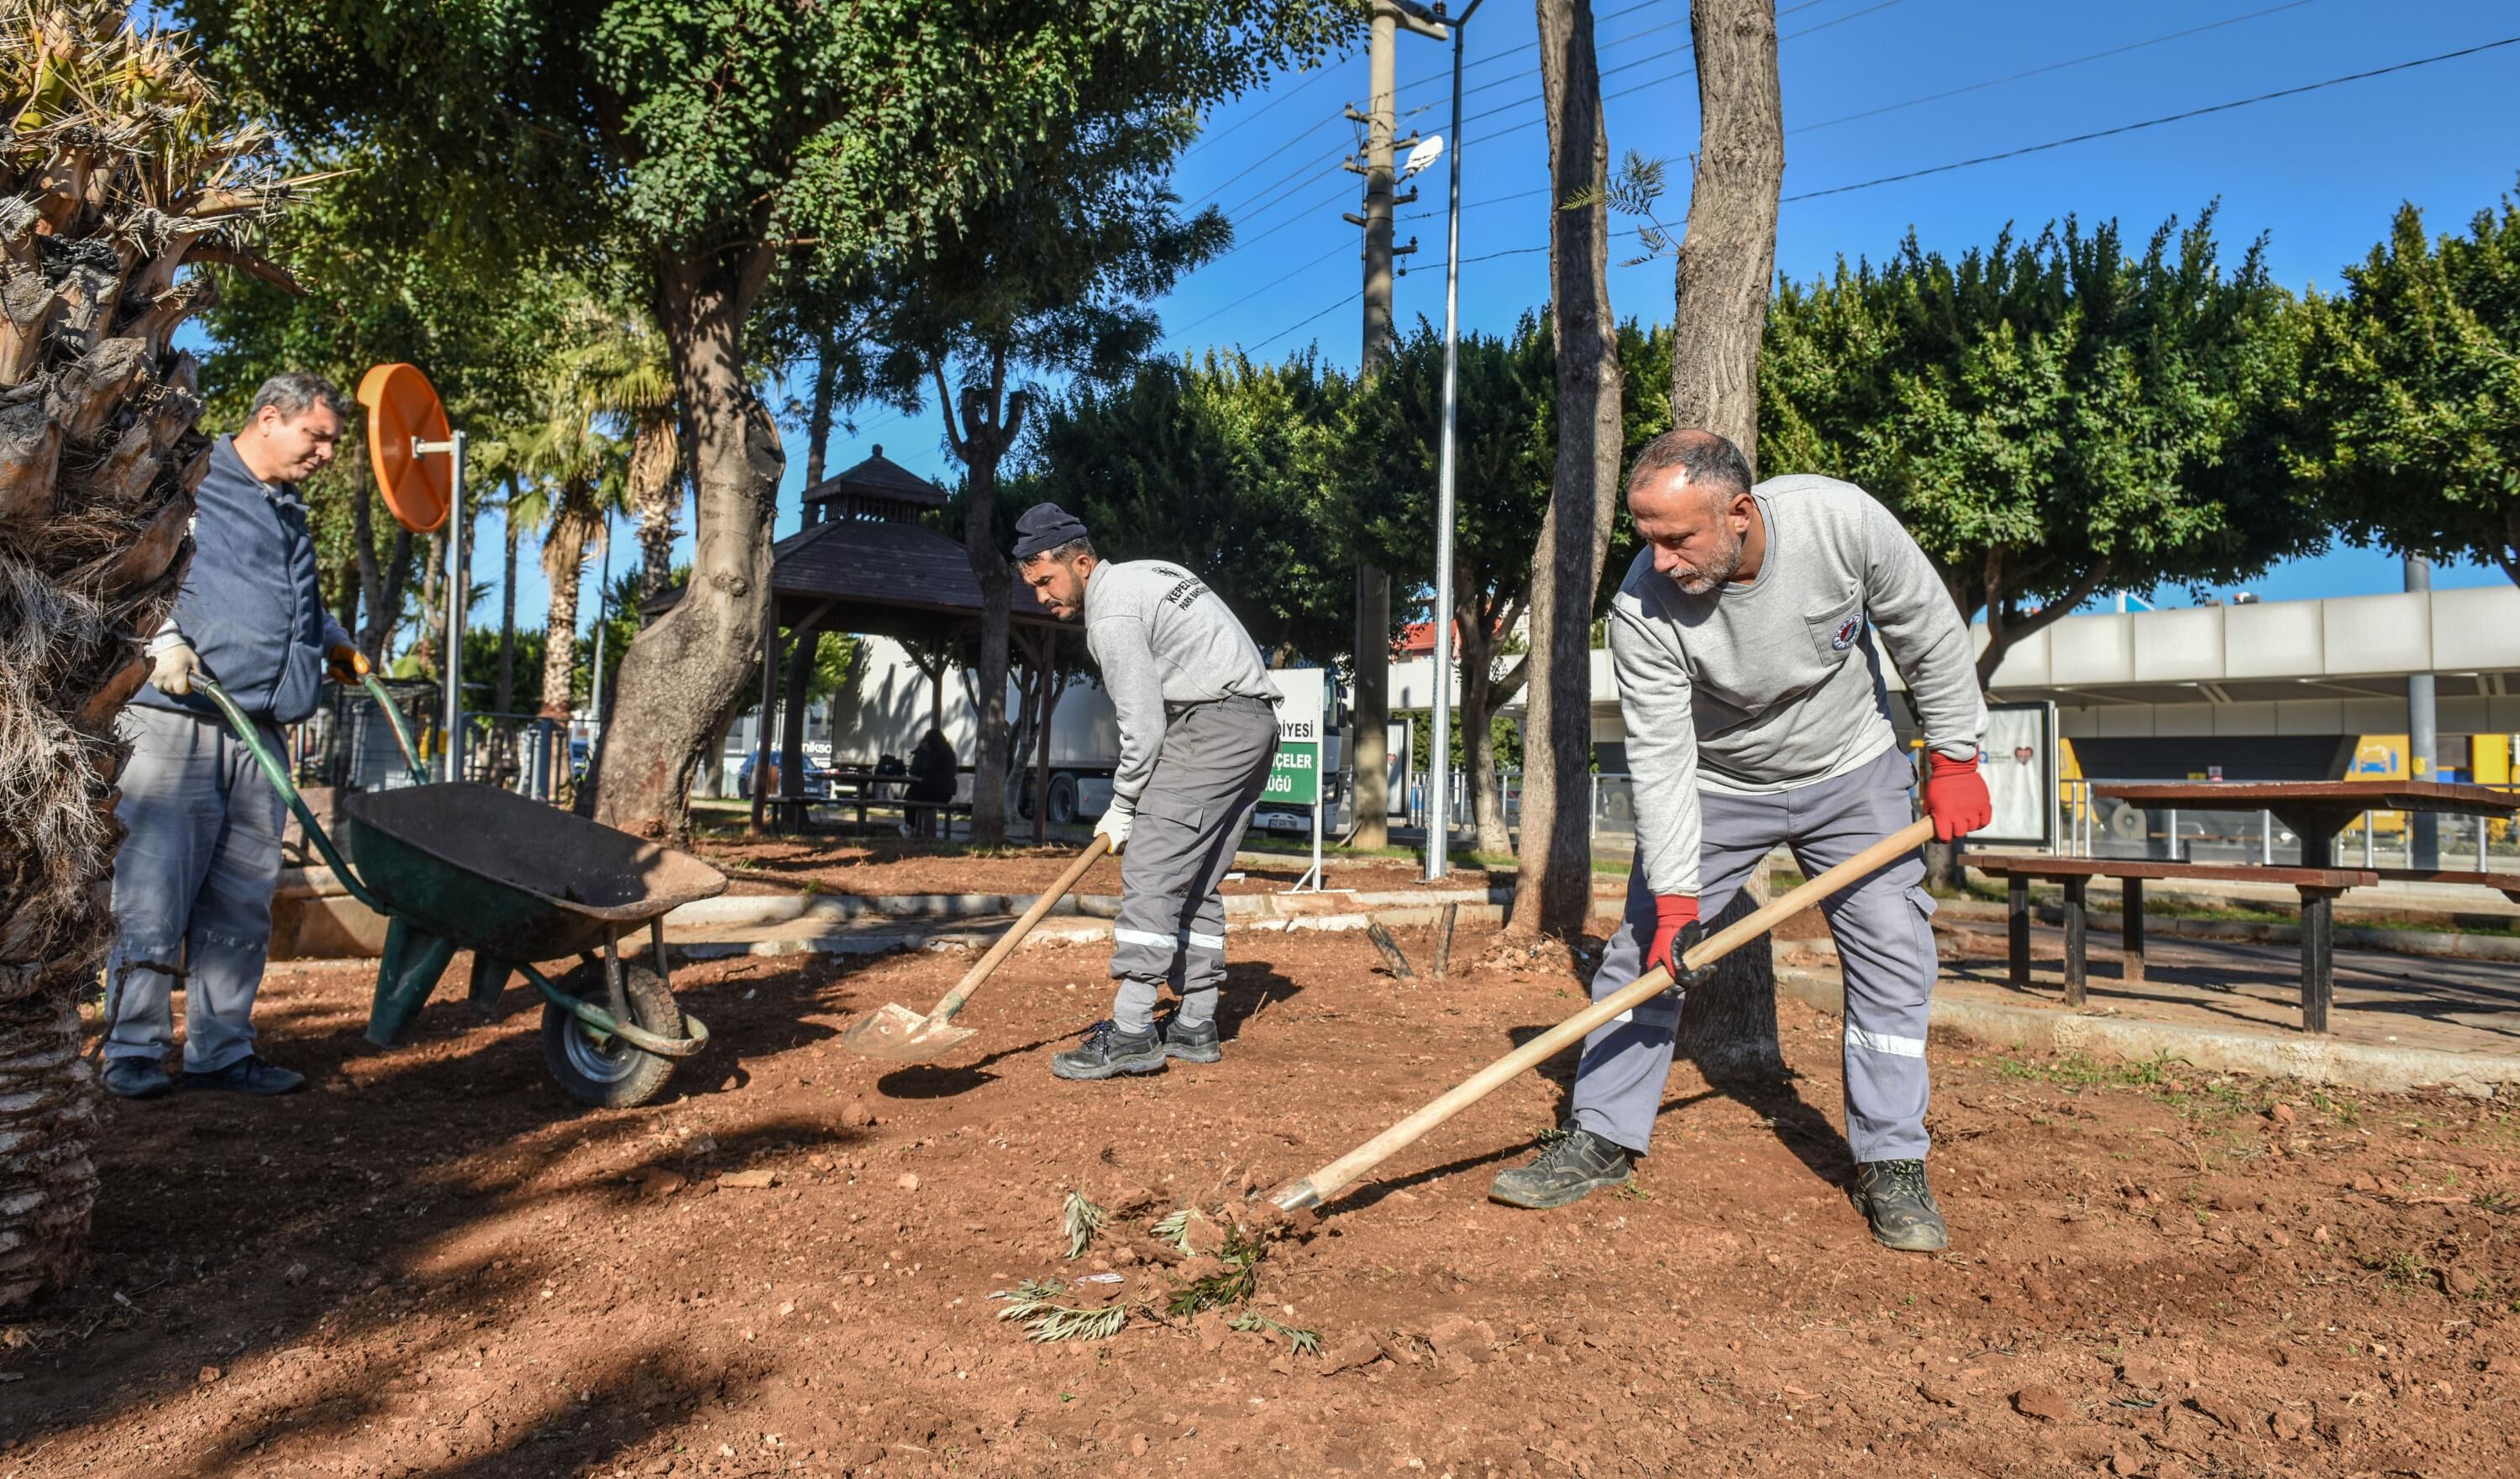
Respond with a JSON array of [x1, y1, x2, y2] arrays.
[[840, 1001, 976, 1062]]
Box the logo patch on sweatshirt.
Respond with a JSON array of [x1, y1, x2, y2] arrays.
[[1829, 615, 1861, 650]]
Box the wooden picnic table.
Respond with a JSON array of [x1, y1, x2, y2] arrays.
[[2091, 779, 2517, 868]]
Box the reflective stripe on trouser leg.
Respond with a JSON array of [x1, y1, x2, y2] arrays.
[[1110, 697, 1281, 1032], [1788, 746, 1936, 1163], [1568, 787, 1786, 1156]]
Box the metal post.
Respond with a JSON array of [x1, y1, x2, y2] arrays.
[[2363, 810, 2375, 868], [1425, 0, 1482, 882], [413, 430, 470, 784], [2406, 554, 2439, 869], [2260, 809, 2273, 867], [2481, 811, 2491, 873], [2166, 805, 2180, 863]]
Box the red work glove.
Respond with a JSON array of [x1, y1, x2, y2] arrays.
[[1924, 748, 1994, 842], [1644, 894, 1699, 979]]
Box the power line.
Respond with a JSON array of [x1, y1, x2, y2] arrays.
[[1242, 290, 1362, 354], [1182, 52, 1352, 162], [1789, 0, 2318, 136], [1782, 34, 2520, 202], [1163, 239, 1352, 344]]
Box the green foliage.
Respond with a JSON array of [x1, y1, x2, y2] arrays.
[[465, 625, 548, 715], [1229, 1312, 1321, 1356], [1163, 1223, 1266, 1317], [182, 1, 1354, 290], [1021, 349, 1357, 663], [2292, 189, 2520, 584], [1761, 208, 2319, 677]]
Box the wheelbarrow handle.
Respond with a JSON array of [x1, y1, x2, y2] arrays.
[[358, 671, 430, 787], [192, 677, 390, 915]]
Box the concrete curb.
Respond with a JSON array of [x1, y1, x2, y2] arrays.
[[1935, 896, 2520, 964], [663, 884, 1518, 931], [1773, 966, 2517, 1098], [669, 901, 1522, 963]]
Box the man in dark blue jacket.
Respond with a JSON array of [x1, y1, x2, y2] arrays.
[[102, 373, 366, 1099]]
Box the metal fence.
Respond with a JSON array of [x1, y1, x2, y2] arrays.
[[2059, 779, 2520, 871], [286, 684, 589, 805]]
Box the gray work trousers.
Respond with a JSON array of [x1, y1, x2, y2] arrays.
[[103, 703, 288, 1073], [1571, 745, 1938, 1163], [1109, 695, 1280, 1032]]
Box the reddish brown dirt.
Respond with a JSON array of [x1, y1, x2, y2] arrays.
[[8, 921, 2516, 1479], [692, 834, 1544, 899]]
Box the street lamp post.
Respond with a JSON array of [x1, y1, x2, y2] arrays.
[[1424, 0, 1483, 882]]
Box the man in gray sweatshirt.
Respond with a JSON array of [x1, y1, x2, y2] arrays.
[[1488, 430, 1992, 1251], [1012, 504, 1282, 1080]]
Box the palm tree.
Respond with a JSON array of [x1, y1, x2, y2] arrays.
[[552, 311, 680, 600], [1, 1, 309, 1307], [514, 409, 631, 722]]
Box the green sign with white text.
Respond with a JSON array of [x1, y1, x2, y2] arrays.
[[1266, 742, 1320, 806]]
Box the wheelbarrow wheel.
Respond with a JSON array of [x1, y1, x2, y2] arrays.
[[541, 962, 681, 1109]]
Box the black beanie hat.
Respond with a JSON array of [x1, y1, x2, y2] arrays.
[[1011, 502, 1090, 561]]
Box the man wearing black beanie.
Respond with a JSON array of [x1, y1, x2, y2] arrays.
[[1012, 503, 1281, 1079]]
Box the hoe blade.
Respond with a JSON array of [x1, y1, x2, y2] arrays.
[[840, 1001, 974, 1062]]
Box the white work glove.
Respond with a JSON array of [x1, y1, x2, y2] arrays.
[[1095, 796, 1136, 856], [150, 642, 202, 696]]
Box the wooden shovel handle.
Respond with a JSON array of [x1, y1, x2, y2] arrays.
[[918, 835, 1113, 1027], [1270, 817, 1936, 1211]]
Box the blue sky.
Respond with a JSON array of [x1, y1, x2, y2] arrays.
[[460, 0, 2520, 639]]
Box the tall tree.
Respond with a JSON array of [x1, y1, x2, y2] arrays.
[[1340, 317, 1556, 856], [1022, 349, 1357, 666], [1666, 0, 1786, 1076], [2294, 191, 2520, 584], [514, 411, 632, 720], [0, 0, 306, 1307], [868, 114, 1231, 843], [1511, 0, 1621, 938], [1761, 208, 2318, 684], [556, 309, 681, 601], [186, 0, 1351, 840]]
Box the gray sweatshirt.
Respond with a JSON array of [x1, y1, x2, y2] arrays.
[[1611, 474, 1986, 896], [1084, 559, 1277, 805]]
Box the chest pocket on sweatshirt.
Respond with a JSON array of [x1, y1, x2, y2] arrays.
[[1804, 593, 1866, 669]]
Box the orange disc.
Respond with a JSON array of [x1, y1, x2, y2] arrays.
[[357, 362, 454, 533]]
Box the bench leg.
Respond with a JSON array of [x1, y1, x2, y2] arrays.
[[2061, 877, 2087, 1008], [2298, 887, 2335, 1035], [2007, 875, 2031, 987], [2120, 877, 2145, 983]]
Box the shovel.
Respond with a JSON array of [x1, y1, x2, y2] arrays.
[[840, 835, 1115, 1062], [1268, 817, 1935, 1211]]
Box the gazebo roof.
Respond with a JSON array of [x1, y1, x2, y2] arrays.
[[642, 513, 1060, 645], [800, 444, 947, 509]]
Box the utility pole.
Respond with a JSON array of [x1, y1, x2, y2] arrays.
[[1343, 0, 1444, 849]]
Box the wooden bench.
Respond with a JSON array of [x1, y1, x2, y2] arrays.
[[1956, 854, 2378, 1033], [2368, 868, 2520, 906]]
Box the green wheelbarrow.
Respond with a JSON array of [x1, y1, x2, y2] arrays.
[[195, 674, 725, 1108]]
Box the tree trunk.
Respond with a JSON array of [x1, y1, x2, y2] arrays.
[[804, 329, 841, 489], [941, 361, 1026, 848], [495, 491, 521, 716], [1663, 0, 1788, 1076], [413, 527, 445, 677], [780, 621, 817, 824], [1666, 0, 1783, 470], [627, 414, 682, 601], [1511, 0, 1622, 938], [539, 499, 592, 720], [585, 254, 783, 838]]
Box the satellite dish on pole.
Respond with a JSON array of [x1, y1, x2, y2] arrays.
[[1402, 134, 1444, 179], [357, 362, 454, 534]]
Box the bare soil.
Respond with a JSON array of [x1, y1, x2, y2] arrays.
[[7, 919, 2516, 1479], [690, 835, 1551, 901]]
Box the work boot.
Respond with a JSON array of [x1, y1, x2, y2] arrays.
[[1051, 1020, 1168, 1081], [1487, 1127, 1632, 1209], [1851, 1158, 1948, 1251], [1161, 1015, 1221, 1064], [181, 1054, 306, 1096], [102, 1057, 174, 1100]]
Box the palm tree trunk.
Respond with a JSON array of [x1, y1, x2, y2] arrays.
[[1512, 0, 1623, 938], [804, 329, 840, 489], [495, 491, 521, 716], [627, 414, 680, 601], [540, 500, 592, 720]]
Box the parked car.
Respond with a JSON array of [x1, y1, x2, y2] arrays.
[[736, 753, 835, 800]]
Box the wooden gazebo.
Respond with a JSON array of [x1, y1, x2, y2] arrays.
[[648, 445, 1069, 833]]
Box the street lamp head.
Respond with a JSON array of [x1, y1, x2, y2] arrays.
[[1403, 134, 1444, 178]]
